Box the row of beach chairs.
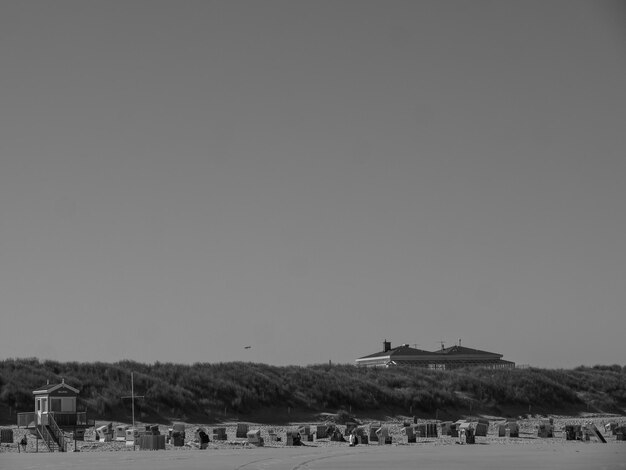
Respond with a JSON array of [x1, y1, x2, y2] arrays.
[[90, 418, 625, 449]]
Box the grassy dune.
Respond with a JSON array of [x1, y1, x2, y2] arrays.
[[1, 359, 624, 424]]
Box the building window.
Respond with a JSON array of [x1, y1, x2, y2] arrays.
[[62, 398, 75, 412], [51, 398, 62, 412]]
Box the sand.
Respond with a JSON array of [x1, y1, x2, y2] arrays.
[[1, 442, 625, 470]]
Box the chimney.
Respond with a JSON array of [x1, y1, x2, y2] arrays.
[[383, 340, 391, 352], [458, 338, 462, 347]]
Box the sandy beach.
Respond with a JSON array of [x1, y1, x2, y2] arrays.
[[1, 440, 625, 470]]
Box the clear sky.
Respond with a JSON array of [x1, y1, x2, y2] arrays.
[[1, 1, 625, 369]]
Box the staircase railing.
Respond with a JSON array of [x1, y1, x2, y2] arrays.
[[36, 424, 57, 452], [47, 413, 67, 452]]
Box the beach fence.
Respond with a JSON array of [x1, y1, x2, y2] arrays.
[[138, 434, 166, 450], [212, 427, 227, 441], [0, 428, 13, 443]]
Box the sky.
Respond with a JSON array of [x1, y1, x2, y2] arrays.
[[1, 1, 625, 369]]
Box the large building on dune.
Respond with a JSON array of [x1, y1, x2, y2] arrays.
[[356, 339, 515, 369]]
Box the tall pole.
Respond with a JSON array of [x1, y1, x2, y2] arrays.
[[120, 373, 144, 452], [131, 372, 135, 450], [131, 372, 135, 429]]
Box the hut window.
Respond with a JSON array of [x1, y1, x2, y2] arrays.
[[62, 397, 75, 412], [51, 398, 62, 412]]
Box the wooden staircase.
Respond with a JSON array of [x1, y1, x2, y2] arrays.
[[36, 414, 66, 452]]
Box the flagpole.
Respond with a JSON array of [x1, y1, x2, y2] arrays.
[[120, 372, 144, 451], [131, 372, 135, 450]]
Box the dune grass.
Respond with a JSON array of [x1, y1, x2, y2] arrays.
[[1, 359, 624, 424]]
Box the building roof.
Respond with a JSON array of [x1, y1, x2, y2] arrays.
[[434, 345, 502, 358], [356, 341, 511, 365], [33, 381, 79, 395], [357, 344, 435, 360]]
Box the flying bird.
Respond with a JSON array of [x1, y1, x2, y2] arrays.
[[244, 346, 251, 349]]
